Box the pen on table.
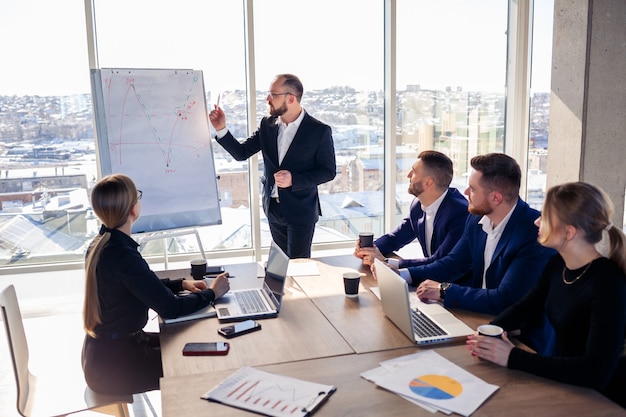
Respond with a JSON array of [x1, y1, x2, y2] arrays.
[[204, 274, 235, 279]]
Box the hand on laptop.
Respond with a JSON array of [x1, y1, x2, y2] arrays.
[[416, 279, 442, 302], [209, 272, 231, 299], [370, 259, 399, 281]]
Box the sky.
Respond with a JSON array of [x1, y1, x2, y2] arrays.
[[0, 0, 554, 97]]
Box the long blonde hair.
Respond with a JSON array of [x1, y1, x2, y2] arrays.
[[83, 174, 139, 336], [539, 182, 626, 275]]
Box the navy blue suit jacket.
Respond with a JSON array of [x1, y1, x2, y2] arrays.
[[217, 112, 336, 226], [375, 188, 468, 268], [407, 198, 556, 315]]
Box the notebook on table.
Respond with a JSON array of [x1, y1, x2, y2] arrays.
[[215, 241, 289, 322], [375, 258, 474, 345]]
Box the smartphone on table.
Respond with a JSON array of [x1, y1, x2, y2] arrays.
[[205, 265, 225, 275], [218, 320, 262, 339], [182, 342, 230, 356]]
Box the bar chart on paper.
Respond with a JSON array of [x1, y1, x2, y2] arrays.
[[202, 367, 336, 417]]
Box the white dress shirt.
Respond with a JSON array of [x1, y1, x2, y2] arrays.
[[395, 190, 447, 282], [478, 203, 516, 288], [271, 110, 305, 198], [422, 189, 447, 257]]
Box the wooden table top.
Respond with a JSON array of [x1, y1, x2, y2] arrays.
[[157, 262, 353, 377], [157, 254, 624, 416], [160, 345, 624, 417]]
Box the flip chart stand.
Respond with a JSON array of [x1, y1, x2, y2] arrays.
[[137, 228, 206, 270]]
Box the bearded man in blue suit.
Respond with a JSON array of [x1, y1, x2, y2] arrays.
[[209, 74, 336, 258], [355, 150, 468, 269]]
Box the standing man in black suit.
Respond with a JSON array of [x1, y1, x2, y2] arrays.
[[209, 74, 336, 258]]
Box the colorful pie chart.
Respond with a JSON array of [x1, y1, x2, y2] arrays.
[[408, 374, 463, 400]]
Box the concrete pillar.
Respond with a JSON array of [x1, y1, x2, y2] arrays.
[[547, 0, 626, 224]]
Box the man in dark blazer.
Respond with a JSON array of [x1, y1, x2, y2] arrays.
[[374, 153, 555, 353], [355, 150, 468, 269], [209, 74, 336, 258]]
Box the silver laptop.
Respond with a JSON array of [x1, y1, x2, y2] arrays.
[[215, 241, 289, 322], [375, 258, 474, 345]]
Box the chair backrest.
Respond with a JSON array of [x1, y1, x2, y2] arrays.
[[0, 285, 32, 416]]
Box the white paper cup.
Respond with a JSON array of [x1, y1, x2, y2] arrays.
[[477, 324, 504, 338]]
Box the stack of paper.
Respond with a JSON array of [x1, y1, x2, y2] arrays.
[[287, 260, 320, 276], [361, 350, 498, 416]]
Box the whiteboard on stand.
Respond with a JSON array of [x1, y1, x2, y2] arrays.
[[90, 68, 222, 233]]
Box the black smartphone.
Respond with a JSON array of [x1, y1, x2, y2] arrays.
[[218, 320, 262, 339], [182, 342, 230, 356], [205, 265, 225, 275]]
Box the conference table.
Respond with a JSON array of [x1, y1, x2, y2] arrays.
[[156, 255, 623, 416]]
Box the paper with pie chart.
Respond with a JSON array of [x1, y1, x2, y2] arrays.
[[361, 350, 498, 416]]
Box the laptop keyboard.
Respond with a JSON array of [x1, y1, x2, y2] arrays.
[[411, 308, 448, 338], [235, 290, 269, 314]]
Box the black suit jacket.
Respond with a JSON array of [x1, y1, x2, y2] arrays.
[[217, 112, 336, 225]]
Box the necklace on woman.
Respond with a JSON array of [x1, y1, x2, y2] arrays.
[[562, 260, 594, 285]]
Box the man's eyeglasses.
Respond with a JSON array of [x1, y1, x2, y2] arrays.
[[267, 92, 292, 100], [137, 190, 143, 201]]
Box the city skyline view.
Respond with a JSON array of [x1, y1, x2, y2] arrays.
[[0, 80, 551, 266]]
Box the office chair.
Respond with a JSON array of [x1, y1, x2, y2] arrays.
[[0, 285, 132, 417]]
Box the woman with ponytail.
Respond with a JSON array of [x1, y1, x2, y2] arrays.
[[82, 174, 230, 395], [467, 181, 626, 407]]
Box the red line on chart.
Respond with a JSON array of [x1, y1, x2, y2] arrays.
[[107, 76, 200, 168], [227, 380, 249, 398], [236, 380, 259, 400]]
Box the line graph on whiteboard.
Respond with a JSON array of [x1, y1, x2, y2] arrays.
[[92, 68, 222, 233], [101, 69, 211, 172]]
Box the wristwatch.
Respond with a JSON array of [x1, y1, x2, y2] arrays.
[[439, 282, 451, 300]]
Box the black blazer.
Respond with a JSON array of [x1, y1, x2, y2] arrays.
[[217, 112, 336, 225]]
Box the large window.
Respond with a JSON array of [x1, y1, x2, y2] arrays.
[[527, 0, 554, 210], [93, 0, 251, 255], [253, 0, 384, 246], [0, 0, 94, 267], [396, 0, 507, 225], [0, 0, 545, 269]]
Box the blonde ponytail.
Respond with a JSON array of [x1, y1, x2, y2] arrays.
[[83, 234, 109, 336]]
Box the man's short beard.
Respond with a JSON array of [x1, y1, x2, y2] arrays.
[[408, 181, 424, 198], [468, 202, 492, 216], [270, 102, 288, 117]]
